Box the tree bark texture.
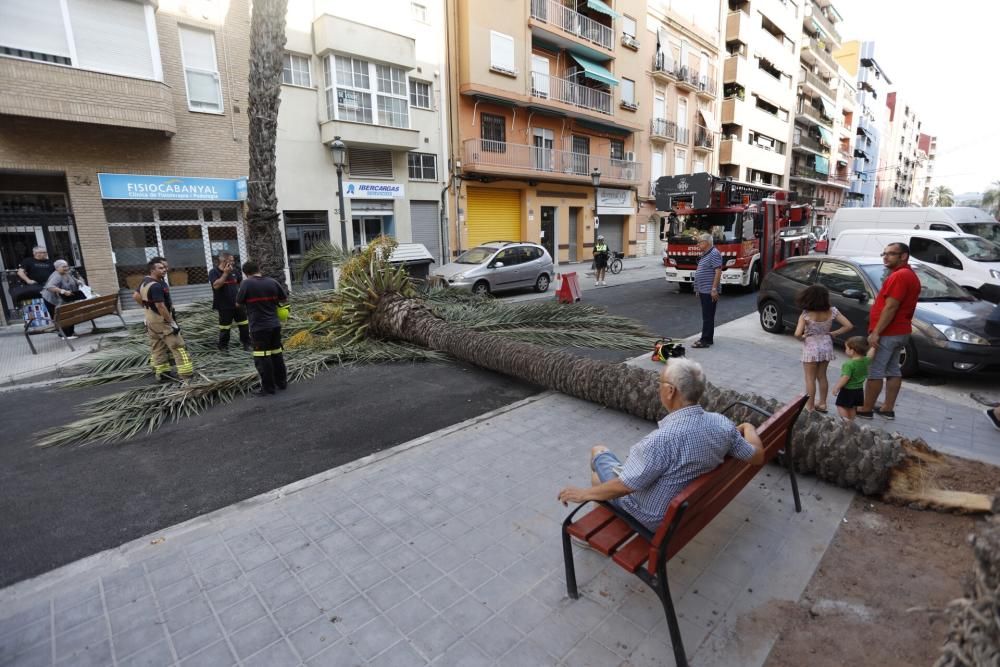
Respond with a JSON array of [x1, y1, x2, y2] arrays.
[[246, 0, 289, 286], [370, 293, 909, 496]]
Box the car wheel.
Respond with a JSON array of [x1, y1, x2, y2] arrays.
[[900, 340, 918, 378], [759, 300, 785, 333], [746, 263, 761, 293], [472, 281, 491, 297], [534, 274, 550, 292]]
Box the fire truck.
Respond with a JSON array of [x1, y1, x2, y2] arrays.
[[654, 173, 812, 291]]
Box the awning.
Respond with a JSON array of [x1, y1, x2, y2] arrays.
[[814, 156, 830, 175], [815, 97, 831, 118], [586, 0, 621, 19], [816, 126, 832, 145], [698, 108, 717, 132], [572, 53, 618, 87]]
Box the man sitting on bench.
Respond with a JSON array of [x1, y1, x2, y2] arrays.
[[558, 358, 765, 532]]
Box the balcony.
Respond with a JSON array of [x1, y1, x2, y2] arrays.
[[696, 74, 717, 99], [800, 69, 836, 100], [674, 65, 700, 92], [651, 53, 676, 82], [790, 164, 833, 183], [797, 101, 834, 129], [693, 126, 713, 151], [792, 133, 830, 155], [650, 117, 677, 142], [723, 55, 748, 84], [320, 120, 420, 151], [531, 72, 612, 116], [529, 0, 613, 52], [462, 139, 641, 185], [726, 11, 750, 45], [802, 37, 839, 74], [0, 57, 176, 134], [805, 5, 841, 44]]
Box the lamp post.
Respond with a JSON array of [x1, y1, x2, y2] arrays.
[[591, 168, 601, 259], [330, 136, 348, 250]]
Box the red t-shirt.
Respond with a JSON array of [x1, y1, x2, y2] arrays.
[[869, 264, 921, 336]]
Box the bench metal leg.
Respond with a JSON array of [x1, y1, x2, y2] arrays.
[[781, 437, 802, 513], [561, 523, 579, 600], [58, 326, 75, 351], [24, 330, 38, 355], [655, 562, 688, 667]]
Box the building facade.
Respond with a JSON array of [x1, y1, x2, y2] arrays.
[[641, 0, 721, 253], [835, 40, 890, 208], [0, 0, 251, 314], [276, 0, 450, 286], [878, 92, 924, 207], [718, 0, 802, 191], [445, 0, 645, 265], [915, 133, 936, 206]]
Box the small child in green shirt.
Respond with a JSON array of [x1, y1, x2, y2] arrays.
[[833, 336, 871, 421]]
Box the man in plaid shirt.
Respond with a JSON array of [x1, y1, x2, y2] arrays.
[[558, 359, 764, 532]]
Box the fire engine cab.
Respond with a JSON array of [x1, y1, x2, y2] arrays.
[[654, 173, 812, 291]]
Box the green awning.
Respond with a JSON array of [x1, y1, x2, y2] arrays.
[[814, 156, 830, 175], [572, 53, 618, 87], [586, 0, 621, 19], [816, 126, 832, 145]]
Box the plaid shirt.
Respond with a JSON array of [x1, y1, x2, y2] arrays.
[[616, 405, 756, 531]]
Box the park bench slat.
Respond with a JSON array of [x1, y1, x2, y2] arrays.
[[587, 517, 634, 556], [566, 504, 615, 541], [612, 535, 650, 573]]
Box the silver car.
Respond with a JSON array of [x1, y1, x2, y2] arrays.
[[431, 241, 554, 296]]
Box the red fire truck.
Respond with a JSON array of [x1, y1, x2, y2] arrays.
[[654, 173, 812, 291]]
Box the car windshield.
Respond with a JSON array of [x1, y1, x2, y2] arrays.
[[670, 212, 740, 243], [947, 236, 1000, 262], [959, 222, 1000, 245], [455, 247, 496, 264], [860, 263, 973, 301]]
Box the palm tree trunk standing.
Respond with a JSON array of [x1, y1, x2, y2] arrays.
[[369, 292, 989, 512], [246, 0, 289, 286]]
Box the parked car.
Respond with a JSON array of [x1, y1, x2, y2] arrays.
[[757, 255, 1000, 377], [828, 206, 1000, 247], [430, 241, 553, 296]]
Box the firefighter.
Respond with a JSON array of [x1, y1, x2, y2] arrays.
[[235, 261, 288, 396], [208, 252, 251, 351], [139, 259, 193, 383]]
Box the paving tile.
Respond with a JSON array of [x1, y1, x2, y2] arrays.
[[155, 575, 204, 610], [257, 574, 306, 612], [229, 616, 281, 660], [526, 614, 587, 660], [203, 579, 253, 611], [0, 602, 51, 638], [467, 614, 523, 658], [385, 594, 437, 635], [52, 582, 100, 611], [112, 619, 167, 661], [432, 638, 492, 667], [408, 614, 462, 660], [235, 544, 278, 573], [162, 594, 213, 634], [310, 576, 358, 612], [397, 559, 444, 592], [54, 616, 108, 662], [2, 639, 51, 667], [196, 559, 242, 589], [554, 594, 610, 634], [218, 595, 267, 634], [297, 561, 341, 590], [472, 574, 523, 612], [288, 615, 342, 661], [54, 638, 112, 667], [475, 543, 521, 572], [616, 588, 666, 632], [495, 637, 559, 667], [55, 593, 104, 634], [180, 640, 237, 667], [419, 576, 466, 612], [285, 543, 327, 573], [448, 559, 495, 592], [347, 559, 392, 591], [346, 616, 404, 660], [330, 595, 380, 634], [586, 611, 647, 658], [564, 636, 623, 667], [369, 639, 428, 667], [380, 544, 423, 574], [366, 575, 415, 612], [243, 558, 289, 590], [272, 595, 322, 634], [170, 615, 224, 660], [499, 594, 550, 635], [242, 638, 299, 667], [147, 560, 194, 591], [103, 576, 151, 612], [225, 529, 265, 555], [306, 640, 365, 666]]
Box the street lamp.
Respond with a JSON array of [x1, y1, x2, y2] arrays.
[[330, 136, 348, 250], [591, 168, 601, 257]]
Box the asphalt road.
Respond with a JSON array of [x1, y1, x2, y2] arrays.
[[0, 279, 756, 587]]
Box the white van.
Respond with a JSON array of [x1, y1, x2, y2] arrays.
[[828, 207, 1000, 247], [828, 228, 1000, 302]]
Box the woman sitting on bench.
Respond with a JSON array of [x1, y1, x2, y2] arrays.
[[42, 260, 87, 339]]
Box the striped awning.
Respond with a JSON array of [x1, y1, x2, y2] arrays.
[[814, 156, 830, 175], [572, 53, 618, 87], [816, 126, 832, 145], [586, 0, 621, 19]]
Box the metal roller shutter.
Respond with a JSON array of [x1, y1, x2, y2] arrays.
[[466, 187, 520, 247], [599, 215, 624, 254], [409, 200, 441, 265]]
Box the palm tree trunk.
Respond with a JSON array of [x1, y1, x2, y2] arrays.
[[246, 0, 289, 285], [370, 293, 989, 510]]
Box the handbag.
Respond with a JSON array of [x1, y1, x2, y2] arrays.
[[651, 338, 686, 363]]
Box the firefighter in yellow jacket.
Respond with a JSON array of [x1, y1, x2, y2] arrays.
[[139, 258, 193, 382]]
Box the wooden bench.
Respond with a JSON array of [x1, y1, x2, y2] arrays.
[[561, 394, 809, 667], [24, 294, 127, 354]]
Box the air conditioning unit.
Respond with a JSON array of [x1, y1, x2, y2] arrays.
[[621, 34, 640, 49], [625, 151, 636, 162]]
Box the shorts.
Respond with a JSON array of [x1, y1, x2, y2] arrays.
[[835, 387, 865, 408], [869, 334, 909, 379], [592, 450, 624, 483]]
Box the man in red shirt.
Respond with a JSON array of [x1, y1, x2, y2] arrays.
[[858, 242, 921, 420]]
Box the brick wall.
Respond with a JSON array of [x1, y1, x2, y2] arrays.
[[0, 1, 252, 296]]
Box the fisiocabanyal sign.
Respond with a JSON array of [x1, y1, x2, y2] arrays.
[[98, 174, 248, 201]]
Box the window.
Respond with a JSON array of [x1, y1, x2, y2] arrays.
[[179, 26, 222, 112], [490, 31, 516, 75], [674, 147, 687, 174], [409, 80, 431, 109], [407, 153, 437, 180], [610, 139, 625, 161], [817, 261, 866, 294], [281, 53, 311, 87], [622, 15, 637, 37], [621, 78, 636, 107], [775, 260, 818, 284], [910, 237, 964, 269], [411, 2, 427, 22], [481, 113, 506, 152], [325, 55, 409, 128], [349, 148, 394, 179]]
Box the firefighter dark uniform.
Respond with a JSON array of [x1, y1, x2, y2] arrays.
[[208, 264, 251, 351], [235, 275, 288, 394], [139, 277, 194, 381]]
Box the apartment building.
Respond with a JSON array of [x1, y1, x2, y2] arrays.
[[277, 0, 450, 282], [915, 133, 936, 206], [641, 1, 721, 254], [835, 40, 890, 208], [445, 0, 645, 264], [878, 92, 924, 207], [719, 0, 802, 191], [788, 0, 850, 226], [0, 0, 251, 315]]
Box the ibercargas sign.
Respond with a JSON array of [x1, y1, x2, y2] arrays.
[[345, 182, 404, 198], [98, 174, 248, 201]]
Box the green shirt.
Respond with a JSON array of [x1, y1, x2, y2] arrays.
[[840, 356, 870, 390]]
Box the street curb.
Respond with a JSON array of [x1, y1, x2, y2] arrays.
[[0, 390, 556, 606]]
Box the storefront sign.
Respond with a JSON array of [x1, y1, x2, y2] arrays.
[[597, 187, 635, 215], [98, 174, 248, 201], [345, 182, 404, 199]]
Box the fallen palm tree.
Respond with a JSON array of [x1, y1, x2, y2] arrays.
[[40, 238, 994, 511]]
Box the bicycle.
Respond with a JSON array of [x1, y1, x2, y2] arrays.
[[608, 251, 624, 275]]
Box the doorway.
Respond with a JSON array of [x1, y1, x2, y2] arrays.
[[284, 211, 333, 290], [568, 207, 580, 261], [532, 128, 554, 171], [540, 207, 556, 261]]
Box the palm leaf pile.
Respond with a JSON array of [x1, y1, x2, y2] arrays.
[[40, 237, 656, 448]]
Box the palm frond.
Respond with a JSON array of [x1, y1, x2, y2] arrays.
[[295, 241, 351, 284]]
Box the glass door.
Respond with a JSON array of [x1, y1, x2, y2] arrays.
[[532, 128, 554, 171]]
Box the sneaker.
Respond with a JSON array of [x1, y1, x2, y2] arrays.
[[251, 389, 275, 398], [856, 410, 874, 420], [875, 408, 895, 421], [986, 409, 1000, 432]]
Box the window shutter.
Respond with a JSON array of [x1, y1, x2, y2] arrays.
[[490, 31, 515, 73], [67, 0, 154, 78], [0, 0, 71, 59], [349, 149, 394, 178], [179, 27, 217, 71]]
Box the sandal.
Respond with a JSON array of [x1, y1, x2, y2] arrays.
[[814, 406, 828, 414], [691, 340, 712, 348]]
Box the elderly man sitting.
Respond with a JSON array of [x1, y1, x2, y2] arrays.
[[558, 358, 764, 532]]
